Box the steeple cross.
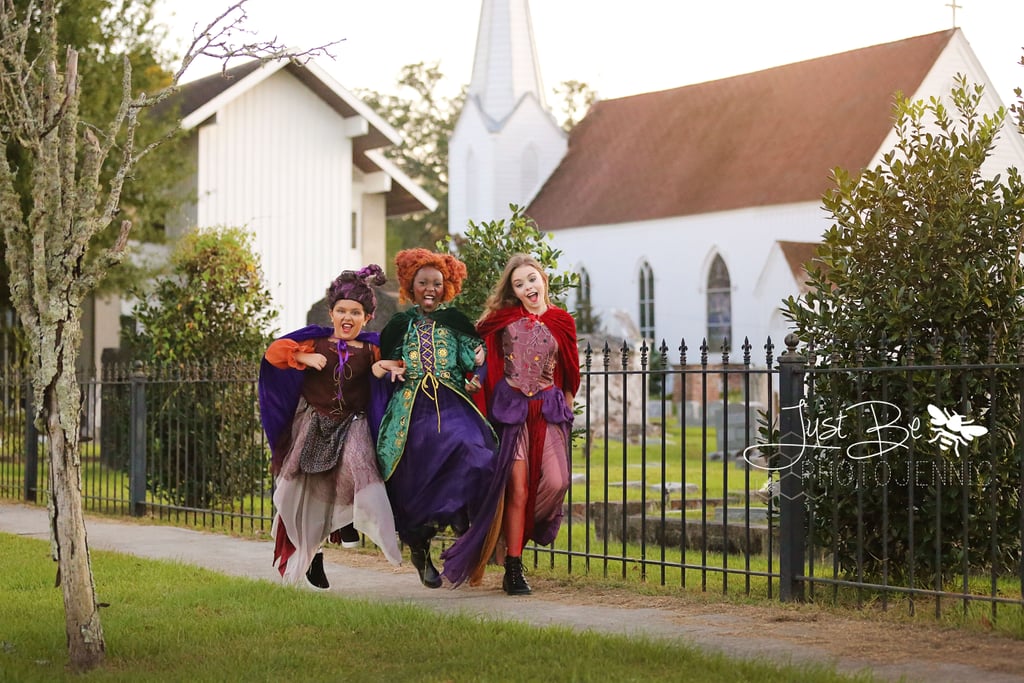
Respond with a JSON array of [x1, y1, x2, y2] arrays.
[[945, 0, 962, 27]]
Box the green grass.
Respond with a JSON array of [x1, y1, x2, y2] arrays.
[[0, 533, 876, 683], [572, 421, 770, 503]]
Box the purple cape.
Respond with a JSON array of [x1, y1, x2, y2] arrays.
[[258, 325, 389, 471]]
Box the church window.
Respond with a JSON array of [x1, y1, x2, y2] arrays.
[[707, 255, 732, 346], [576, 266, 596, 333], [638, 261, 655, 343]]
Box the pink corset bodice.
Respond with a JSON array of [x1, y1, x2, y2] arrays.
[[501, 316, 558, 397]]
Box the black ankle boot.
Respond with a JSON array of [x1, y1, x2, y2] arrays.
[[337, 523, 361, 548], [502, 555, 531, 596], [305, 551, 330, 590], [409, 540, 442, 589]]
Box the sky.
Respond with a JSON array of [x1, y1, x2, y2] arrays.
[[158, 0, 1024, 108]]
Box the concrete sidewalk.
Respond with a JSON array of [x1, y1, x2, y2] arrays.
[[2, 501, 1022, 683]]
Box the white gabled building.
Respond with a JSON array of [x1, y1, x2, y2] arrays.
[[518, 28, 1024, 366], [87, 57, 434, 371], [164, 57, 436, 334], [452, 4, 1024, 363]]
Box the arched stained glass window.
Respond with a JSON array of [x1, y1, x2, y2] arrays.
[[638, 261, 655, 343], [707, 255, 731, 346]]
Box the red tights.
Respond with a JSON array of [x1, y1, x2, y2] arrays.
[[503, 460, 528, 557]]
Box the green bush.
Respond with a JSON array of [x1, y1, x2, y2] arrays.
[[783, 78, 1024, 582], [144, 362, 265, 508], [439, 204, 578, 322], [129, 227, 275, 507]]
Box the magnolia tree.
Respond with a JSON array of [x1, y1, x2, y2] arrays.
[[0, 1, 331, 671], [783, 78, 1024, 582]]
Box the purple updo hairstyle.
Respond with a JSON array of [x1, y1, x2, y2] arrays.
[[326, 264, 387, 314]]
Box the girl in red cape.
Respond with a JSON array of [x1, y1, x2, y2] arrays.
[[471, 253, 580, 595]]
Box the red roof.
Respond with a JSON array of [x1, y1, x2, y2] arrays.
[[527, 30, 955, 230]]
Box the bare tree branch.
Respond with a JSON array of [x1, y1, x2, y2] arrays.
[[173, 1, 339, 83]]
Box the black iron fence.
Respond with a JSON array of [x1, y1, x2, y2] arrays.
[[2, 334, 1022, 619]]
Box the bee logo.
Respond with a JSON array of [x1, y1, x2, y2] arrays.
[[926, 404, 988, 456]]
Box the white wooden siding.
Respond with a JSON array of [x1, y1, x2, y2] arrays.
[[196, 70, 360, 333], [552, 36, 1024, 367], [551, 201, 827, 362], [449, 95, 566, 234]]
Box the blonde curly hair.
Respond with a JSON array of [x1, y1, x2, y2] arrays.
[[479, 253, 549, 322]]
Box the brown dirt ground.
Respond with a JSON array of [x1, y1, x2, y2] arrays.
[[322, 545, 1024, 679]]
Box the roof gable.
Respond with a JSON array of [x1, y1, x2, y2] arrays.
[[169, 58, 432, 216], [527, 29, 957, 230], [777, 240, 819, 293]]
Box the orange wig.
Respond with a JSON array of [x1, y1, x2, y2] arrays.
[[394, 248, 468, 304]]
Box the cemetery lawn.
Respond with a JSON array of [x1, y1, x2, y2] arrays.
[[572, 421, 770, 503]]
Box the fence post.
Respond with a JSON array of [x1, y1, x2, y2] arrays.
[[129, 361, 147, 517], [23, 387, 38, 503], [777, 333, 806, 602]]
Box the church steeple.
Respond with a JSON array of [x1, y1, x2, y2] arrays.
[[467, 0, 548, 126], [448, 0, 567, 234]]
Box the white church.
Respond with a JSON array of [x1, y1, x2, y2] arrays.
[[448, 0, 1024, 367]]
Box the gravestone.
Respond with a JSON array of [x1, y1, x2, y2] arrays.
[[707, 402, 764, 458], [576, 333, 644, 442]]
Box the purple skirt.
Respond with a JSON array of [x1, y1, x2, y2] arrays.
[[386, 385, 497, 549]]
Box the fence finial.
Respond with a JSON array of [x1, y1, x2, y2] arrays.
[[783, 333, 800, 354]]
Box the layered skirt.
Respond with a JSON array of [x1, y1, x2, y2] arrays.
[[440, 379, 572, 585], [272, 400, 402, 585]]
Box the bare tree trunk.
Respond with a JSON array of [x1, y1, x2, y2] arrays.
[[0, 0, 334, 671], [45, 339, 105, 670]]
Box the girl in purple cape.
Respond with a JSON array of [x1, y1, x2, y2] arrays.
[[259, 265, 401, 590]]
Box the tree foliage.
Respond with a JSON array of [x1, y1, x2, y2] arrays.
[[129, 226, 276, 362], [359, 63, 462, 261], [783, 77, 1024, 581], [0, 0, 187, 311], [552, 79, 597, 132], [439, 204, 577, 323]]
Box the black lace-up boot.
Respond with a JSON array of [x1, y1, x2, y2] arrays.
[[337, 523, 361, 548], [408, 529, 442, 589], [502, 555, 531, 595], [305, 551, 330, 590]]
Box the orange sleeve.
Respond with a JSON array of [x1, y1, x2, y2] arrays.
[[265, 339, 316, 370]]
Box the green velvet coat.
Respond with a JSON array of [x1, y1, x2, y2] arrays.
[[375, 305, 494, 479]]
